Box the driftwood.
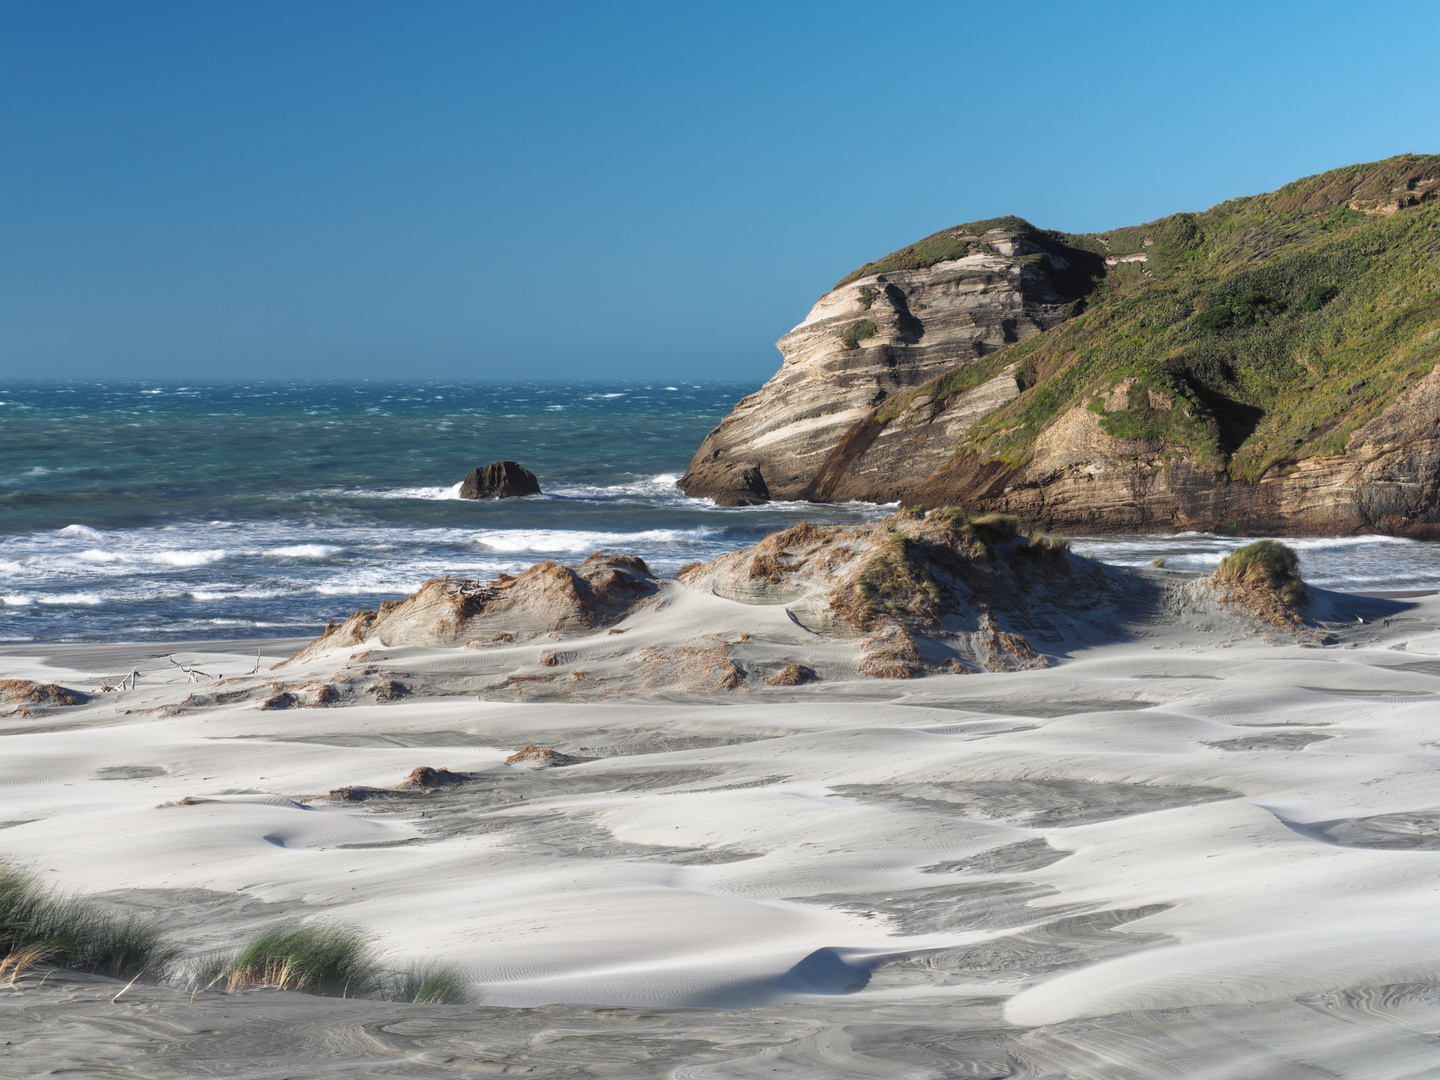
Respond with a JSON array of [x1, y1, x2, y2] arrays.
[[99, 669, 140, 692], [168, 656, 213, 683]]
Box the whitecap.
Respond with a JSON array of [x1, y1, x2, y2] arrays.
[[270, 544, 343, 560], [650, 473, 680, 485], [77, 549, 129, 564], [470, 527, 713, 554], [329, 482, 464, 500], [154, 549, 229, 567], [2, 594, 32, 606], [664, 386, 679, 391], [38, 592, 104, 606], [57, 524, 102, 538]]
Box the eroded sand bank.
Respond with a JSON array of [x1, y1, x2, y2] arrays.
[[2, 574, 1440, 1077]]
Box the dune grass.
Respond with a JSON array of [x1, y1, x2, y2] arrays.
[[227, 922, 382, 996], [1212, 540, 1308, 625], [0, 863, 175, 982], [227, 921, 472, 1003], [0, 865, 471, 1003], [1214, 540, 1307, 602], [392, 961, 474, 1005]]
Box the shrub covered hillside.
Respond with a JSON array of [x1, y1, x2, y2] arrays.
[[926, 155, 1440, 485]]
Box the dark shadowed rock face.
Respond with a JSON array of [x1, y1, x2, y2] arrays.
[[460, 461, 541, 499]]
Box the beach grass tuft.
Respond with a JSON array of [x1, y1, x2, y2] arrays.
[[391, 961, 473, 1004], [228, 922, 381, 997], [1212, 540, 1308, 625], [0, 862, 176, 981]]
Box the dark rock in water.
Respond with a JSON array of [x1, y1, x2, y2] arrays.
[[682, 460, 770, 506], [460, 461, 541, 500]]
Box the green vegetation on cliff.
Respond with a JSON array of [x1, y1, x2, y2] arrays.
[[852, 155, 1440, 484]]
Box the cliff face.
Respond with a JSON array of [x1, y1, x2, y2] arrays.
[[679, 155, 1440, 536], [677, 224, 1101, 505]]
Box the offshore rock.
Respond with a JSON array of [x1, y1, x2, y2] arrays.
[[460, 460, 541, 499]]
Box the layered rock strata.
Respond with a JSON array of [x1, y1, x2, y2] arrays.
[[679, 156, 1440, 536], [907, 363, 1440, 536], [678, 227, 1092, 506]]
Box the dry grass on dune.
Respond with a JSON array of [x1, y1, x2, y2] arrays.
[[0, 679, 86, 706], [1211, 540, 1309, 628]]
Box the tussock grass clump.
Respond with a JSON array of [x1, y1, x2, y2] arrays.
[[765, 663, 817, 687], [392, 961, 473, 1005], [1018, 531, 1071, 563], [1212, 540, 1309, 626], [227, 921, 473, 1003], [228, 922, 381, 997], [963, 512, 1021, 551], [844, 530, 943, 628], [0, 863, 175, 981]]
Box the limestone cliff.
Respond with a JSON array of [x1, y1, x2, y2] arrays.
[[679, 155, 1440, 536]]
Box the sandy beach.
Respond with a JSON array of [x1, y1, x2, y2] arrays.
[[3, 551, 1440, 1077]]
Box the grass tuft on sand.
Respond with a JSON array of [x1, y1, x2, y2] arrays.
[[227, 921, 473, 1003], [0, 863, 175, 982], [392, 961, 474, 1005], [1212, 540, 1308, 626], [228, 922, 381, 997]]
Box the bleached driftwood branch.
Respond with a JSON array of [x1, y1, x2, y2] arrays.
[[168, 656, 213, 683]]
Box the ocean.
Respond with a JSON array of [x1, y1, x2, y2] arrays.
[[2, 380, 1437, 643]]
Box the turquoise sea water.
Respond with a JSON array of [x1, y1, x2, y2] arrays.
[[2, 381, 1437, 642]]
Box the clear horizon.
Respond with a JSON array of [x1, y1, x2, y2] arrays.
[[2, 0, 1438, 382]]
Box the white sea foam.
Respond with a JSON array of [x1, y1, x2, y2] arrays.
[[154, 549, 229, 567], [270, 545, 343, 560], [77, 549, 129, 564], [37, 592, 104, 606], [57, 524, 103, 538], [470, 527, 713, 554], [319, 482, 464, 500], [1, 594, 32, 606]]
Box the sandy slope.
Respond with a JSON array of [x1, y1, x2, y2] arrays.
[[2, 577, 1440, 1077]]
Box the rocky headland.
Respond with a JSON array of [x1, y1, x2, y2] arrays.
[[679, 154, 1440, 536]]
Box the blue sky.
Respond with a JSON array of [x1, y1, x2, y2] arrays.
[[2, 1, 1438, 382]]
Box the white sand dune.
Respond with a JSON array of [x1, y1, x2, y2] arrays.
[[2, 574, 1439, 1076]]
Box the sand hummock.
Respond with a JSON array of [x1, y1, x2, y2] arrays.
[[2, 517, 1440, 1076]]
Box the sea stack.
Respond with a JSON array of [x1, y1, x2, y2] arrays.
[[460, 460, 542, 499]]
